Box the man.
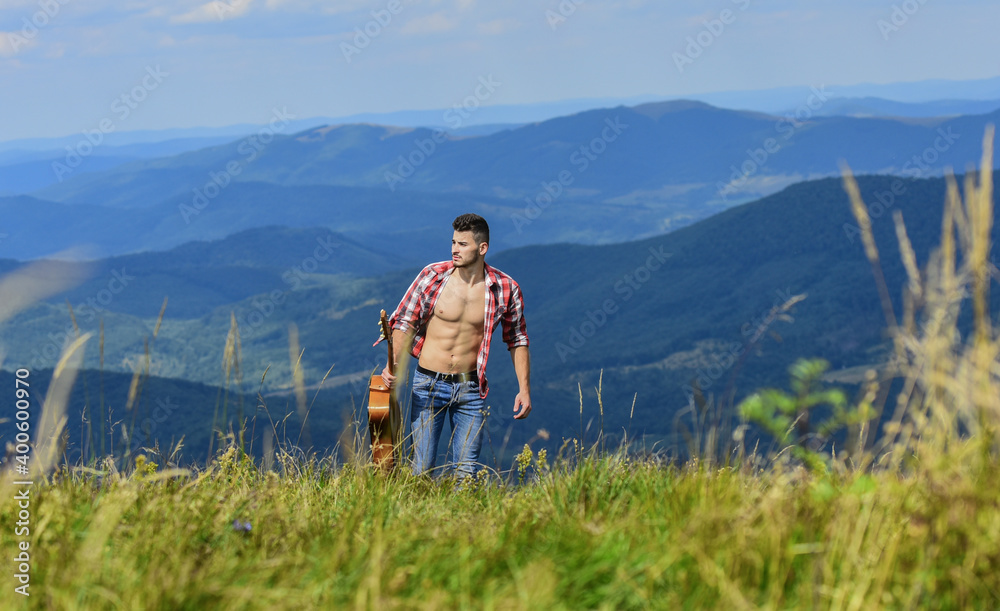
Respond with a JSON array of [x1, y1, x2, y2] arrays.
[[379, 213, 531, 477]]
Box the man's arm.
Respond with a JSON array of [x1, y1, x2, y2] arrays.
[[379, 266, 433, 388], [500, 279, 531, 419], [381, 328, 414, 389], [510, 345, 531, 419]]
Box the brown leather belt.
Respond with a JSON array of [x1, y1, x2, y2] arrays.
[[416, 365, 476, 383]]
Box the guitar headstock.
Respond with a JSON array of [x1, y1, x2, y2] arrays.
[[377, 310, 395, 377], [378, 310, 392, 346]]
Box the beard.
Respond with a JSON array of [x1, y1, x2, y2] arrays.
[[453, 251, 481, 268]]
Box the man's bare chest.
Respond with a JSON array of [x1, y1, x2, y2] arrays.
[[432, 277, 486, 326]]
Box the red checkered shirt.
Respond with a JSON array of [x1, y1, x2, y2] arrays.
[[376, 261, 529, 398]]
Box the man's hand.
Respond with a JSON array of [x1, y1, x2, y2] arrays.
[[380, 365, 396, 389], [513, 390, 531, 419], [509, 345, 531, 419], [380, 328, 413, 390]]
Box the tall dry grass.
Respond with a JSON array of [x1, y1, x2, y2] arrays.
[[843, 126, 1000, 472]]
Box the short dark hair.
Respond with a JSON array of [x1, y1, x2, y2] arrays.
[[453, 213, 489, 245]]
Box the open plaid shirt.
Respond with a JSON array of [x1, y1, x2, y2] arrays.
[[376, 261, 529, 398]]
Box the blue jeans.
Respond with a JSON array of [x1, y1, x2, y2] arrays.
[[409, 368, 487, 478]]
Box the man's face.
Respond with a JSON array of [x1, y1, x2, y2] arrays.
[[452, 230, 487, 268]]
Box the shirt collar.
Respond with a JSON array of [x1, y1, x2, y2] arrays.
[[483, 261, 498, 289], [445, 259, 497, 289]]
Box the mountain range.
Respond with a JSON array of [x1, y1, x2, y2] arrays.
[[1, 88, 998, 464], [2, 170, 996, 463], [2, 98, 999, 263]]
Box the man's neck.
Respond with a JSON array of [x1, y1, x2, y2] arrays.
[[453, 260, 485, 284]]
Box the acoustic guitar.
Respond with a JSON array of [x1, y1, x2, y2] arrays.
[[369, 309, 401, 470]]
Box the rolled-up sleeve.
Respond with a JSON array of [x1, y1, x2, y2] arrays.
[[502, 282, 529, 349], [391, 267, 434, 333]]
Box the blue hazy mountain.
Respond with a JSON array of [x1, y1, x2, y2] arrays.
[[35, 100, 1000, 207], [2, 99, 995, 265], [783, 97, 1000, 119], [0, 136, 259, 195]]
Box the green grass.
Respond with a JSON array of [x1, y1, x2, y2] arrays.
[[3, 445, 999, 609]]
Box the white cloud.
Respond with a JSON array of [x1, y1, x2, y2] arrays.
[[0, 33, 17, 57], [0, 30, 37, 57], [400, 11, 458, 35], [263, 0, 379, 14], [171, 0, 253, 24], [476, 18, 518, 36]]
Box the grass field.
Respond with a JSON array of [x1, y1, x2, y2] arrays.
[[2, 442, 999, 609], [3, 131, 1000, 609]]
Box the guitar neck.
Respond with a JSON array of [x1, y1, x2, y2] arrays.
[[381, 309, 395, 376]]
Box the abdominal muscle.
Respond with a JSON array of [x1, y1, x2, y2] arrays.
[[418, 279, 485, 374]]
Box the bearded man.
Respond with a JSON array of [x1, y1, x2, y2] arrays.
[[379, 213, 531, 477]]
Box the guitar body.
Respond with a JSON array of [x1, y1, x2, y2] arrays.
[[367, 374, 398, 469], [369, 310, 401, 470]]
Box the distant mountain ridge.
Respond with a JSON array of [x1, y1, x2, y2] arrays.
[[2, 97, 999, 266], [3, 88, 997, 188], [7, 75, 1000, 152], [37, 100, 1000, 204], [787, 97, 1000, 119]]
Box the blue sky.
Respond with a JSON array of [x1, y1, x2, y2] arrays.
[[1, 0, 998, 140]]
